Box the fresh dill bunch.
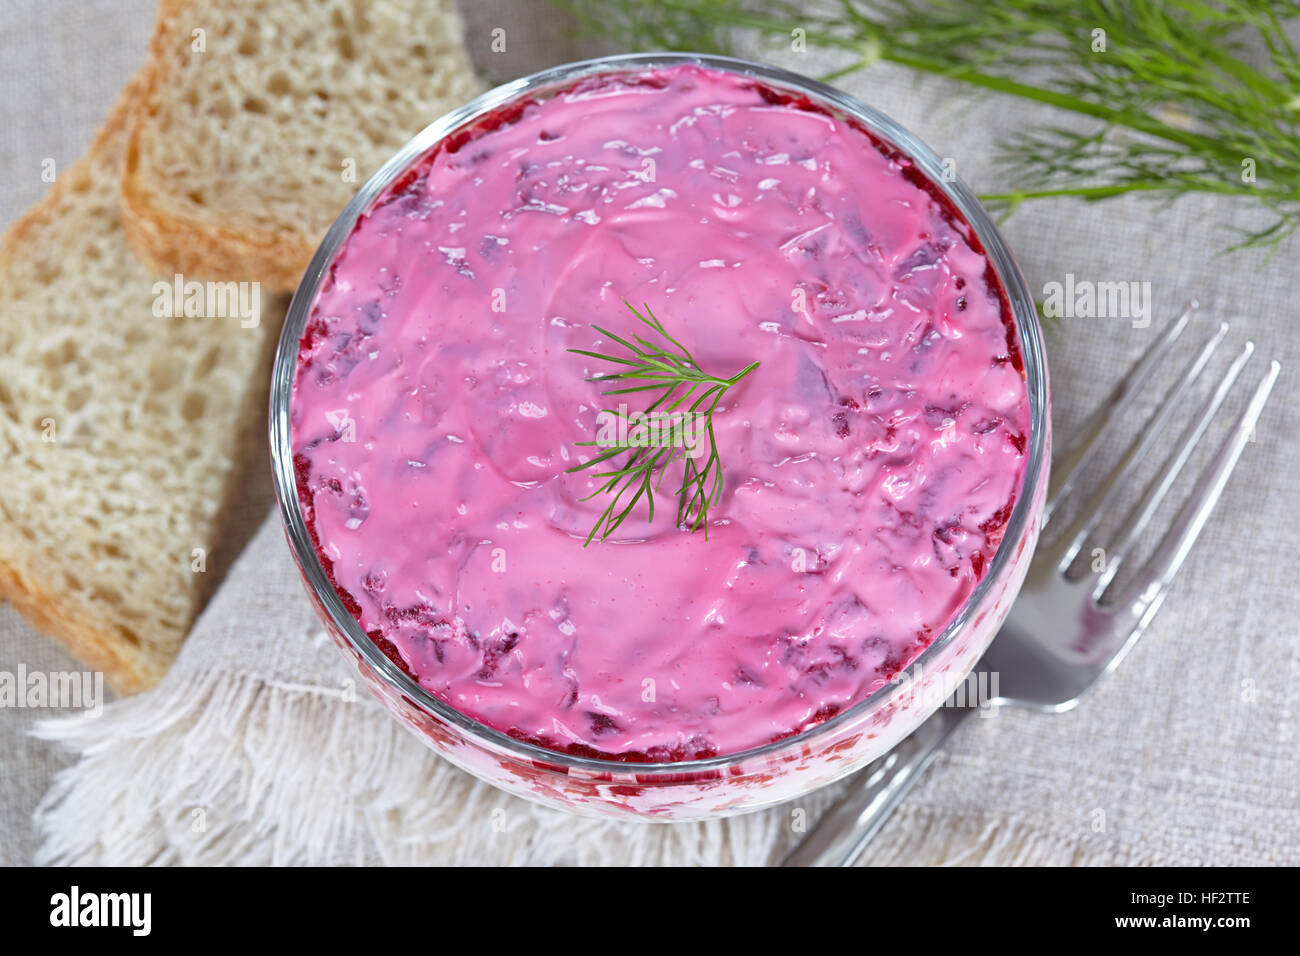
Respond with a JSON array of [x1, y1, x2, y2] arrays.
[[567, 301, 759, 546], [555, 0, 1300, 254]]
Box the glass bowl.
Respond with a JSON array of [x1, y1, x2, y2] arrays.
[[269, 52, 1051, 821]]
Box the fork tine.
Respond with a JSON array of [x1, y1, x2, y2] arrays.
[[1044, 300, 1195, 525], [1048, 321, 1229, 571], [1092, 342, 1255, 595], [1112, 360, 1280, 624]]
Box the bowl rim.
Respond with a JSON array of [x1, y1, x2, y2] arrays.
[[269, 51, 1050, 777]]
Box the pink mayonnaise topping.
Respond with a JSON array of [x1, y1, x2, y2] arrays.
[[291, 65, 1031, 760]]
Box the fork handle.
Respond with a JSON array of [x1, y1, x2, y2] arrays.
[[780, 704, 974, 866]]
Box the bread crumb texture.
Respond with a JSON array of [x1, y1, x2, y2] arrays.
[[122, 0, 483, 290]]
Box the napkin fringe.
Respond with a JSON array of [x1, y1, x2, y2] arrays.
[[32, 666, 1127, 866], [31, 670, 789, 865]]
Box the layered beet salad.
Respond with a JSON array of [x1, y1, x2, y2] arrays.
[[291, 64, 1031, 763]]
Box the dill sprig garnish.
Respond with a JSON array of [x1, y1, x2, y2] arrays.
[[567, 300, 759, 545], [553, 0, 1300, 255]]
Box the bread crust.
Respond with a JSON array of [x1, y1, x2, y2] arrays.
[[0, 71, 143, 273], [119, 181, 314, 293], [0, 557, 159, 695]]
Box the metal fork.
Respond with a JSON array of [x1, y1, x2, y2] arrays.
[[783, 301, 1281, 867]]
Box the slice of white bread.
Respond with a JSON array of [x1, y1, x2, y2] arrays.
[[0, 76, 285, 693], [121, 0, 483, 292]]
